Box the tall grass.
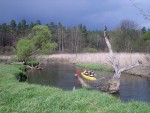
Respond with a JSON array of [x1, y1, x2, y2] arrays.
[[35, 53, 149, 66], [0, 63, 150, 113], [36, 53, 150, 76]]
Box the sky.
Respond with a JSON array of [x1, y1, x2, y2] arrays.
[[0, 0, 150, 30]]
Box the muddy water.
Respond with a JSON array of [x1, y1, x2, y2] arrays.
[[27, 63, 150, 102]]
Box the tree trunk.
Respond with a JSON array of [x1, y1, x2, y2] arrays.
[[102, 28, 142, 93]]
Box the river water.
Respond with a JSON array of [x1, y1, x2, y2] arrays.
[[27, 63, 150, 103], [27, 63, 81, 90]]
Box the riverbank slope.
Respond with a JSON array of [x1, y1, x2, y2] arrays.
[[0, 63, 150, 113]]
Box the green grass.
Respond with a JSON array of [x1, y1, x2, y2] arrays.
[[76, 63, 113, 72], [0, 63, 150, 113]]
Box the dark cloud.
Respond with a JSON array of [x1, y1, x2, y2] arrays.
[[0, 0, 149, 30]]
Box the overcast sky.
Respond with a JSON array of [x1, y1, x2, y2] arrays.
[[0, 0, 149, 30]]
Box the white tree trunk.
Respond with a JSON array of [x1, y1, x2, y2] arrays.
[[104, 29, 141, 80]]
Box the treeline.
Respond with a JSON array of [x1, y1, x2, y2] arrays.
[[0, 19, 150, 54]]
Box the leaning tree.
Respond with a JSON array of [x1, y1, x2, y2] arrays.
[[76, 27, 142, 93], [101, 27, 142, 93]]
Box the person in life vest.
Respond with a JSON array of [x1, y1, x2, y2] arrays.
[[89, 70, 95, 77], [83, 69, 89, 76]]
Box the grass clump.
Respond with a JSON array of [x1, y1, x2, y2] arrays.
[[0, 63, 150, 113], [25, 58, 39, 67], [76, 63, 113, 72]]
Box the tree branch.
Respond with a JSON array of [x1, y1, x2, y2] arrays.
[[130, 0, 150, 20], [104, 28, 142, 80], [104, 29, 119, 74], [119, 60, 142, 73]]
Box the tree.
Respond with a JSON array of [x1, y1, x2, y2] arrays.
[[49, 22, 57, 34], [29, 22, 35, 31], [17, 39, 35, 62], [10, 19, 18, 50], [0, 23, 12, 53], [130, 0, 150, 20], [141, 27, 146, 34], [111, 20, 140, 52], [35, 20, 41, 25], [17, 25, 57, 62], [17, 22, 22, 35], [10, 19, 16, 32], [57, 22, 65, 52], [102, 27, 141, 93], [21, 19, 27, 35], [143, 31, 150, 41], [143, 31, 150, 52], [31, 25, 51, 48]]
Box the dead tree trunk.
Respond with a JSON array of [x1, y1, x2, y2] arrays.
[[103, 27, 142, 93]]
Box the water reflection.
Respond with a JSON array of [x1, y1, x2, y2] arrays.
[[120, 74, 150, 102], [27, 63, 150, 102], [27, 63, 81, 90]]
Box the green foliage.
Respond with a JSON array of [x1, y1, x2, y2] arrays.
[[25, 58, 39, 67], [32, 25, 50, 38], [0, 63, 150, 113], [40, 42, 58, 54], [111, 20, 141, 52], [76, 63, 113, 72], [17, 39, 35, 61], [143, 31, 150, 41], [10, 63, 26, 71], [82, 47, 98, 53], [82, 85, 91, 90], [0, 63, 27, 80], [10, 19, 16, 32], [141, 27, 146, 34], [16, 25, 57, 62]]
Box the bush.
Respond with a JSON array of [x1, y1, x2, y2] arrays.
[[16, 39, 35, 62], [25, 58, 39, 67]]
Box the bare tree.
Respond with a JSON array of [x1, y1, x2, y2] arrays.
[[111, 20, 140, 52], [130, 0, 150, 20], [57, 23, 65, 52], [103, 27, 142, 93]]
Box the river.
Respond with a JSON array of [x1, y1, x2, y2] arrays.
[[27, 63, 150, 102]]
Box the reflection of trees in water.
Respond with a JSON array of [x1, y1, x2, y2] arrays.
[[28, 63, 79, 90]]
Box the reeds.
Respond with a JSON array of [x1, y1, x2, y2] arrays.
[[36, 53, 150, 76], [36, 53, 150, 67]]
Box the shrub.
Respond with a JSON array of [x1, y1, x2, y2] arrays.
[[25, 58, 39, 67]]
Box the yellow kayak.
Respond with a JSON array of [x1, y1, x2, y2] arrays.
[[81, 72, 96, 81]]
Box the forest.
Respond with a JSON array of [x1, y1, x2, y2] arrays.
[[0, 19, 150, 55]]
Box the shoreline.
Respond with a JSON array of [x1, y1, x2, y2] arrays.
[[36, 53, 150, 77], [1, 64, 149, 112], [0, 53, 150, 77]]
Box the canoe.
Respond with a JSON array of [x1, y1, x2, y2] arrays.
[[81, 72, 96, 81]]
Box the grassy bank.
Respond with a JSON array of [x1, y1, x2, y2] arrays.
[[76, 63, 113, 72], [0, 64, 150, 113]]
